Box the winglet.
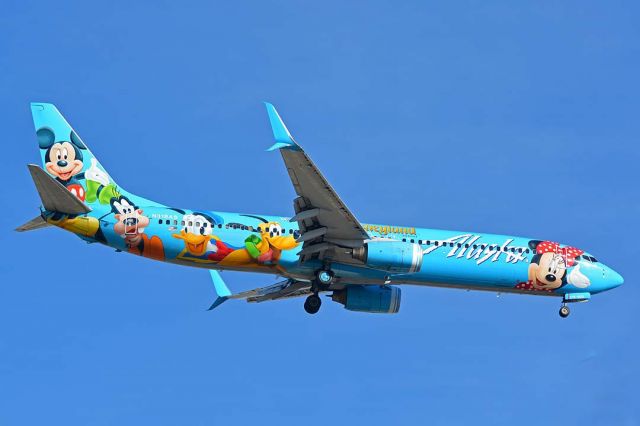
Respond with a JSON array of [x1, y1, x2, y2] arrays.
[[264, 102, 301, 151], [208, 270, 231, 311]]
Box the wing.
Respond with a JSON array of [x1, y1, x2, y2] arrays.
[[207, 270, 313, 310], [264, 103, 369, 262]]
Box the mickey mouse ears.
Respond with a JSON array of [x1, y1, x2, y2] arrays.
[[36, 127, 86, 150]]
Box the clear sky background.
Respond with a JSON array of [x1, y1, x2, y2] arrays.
[[1, 1, 638, 425]]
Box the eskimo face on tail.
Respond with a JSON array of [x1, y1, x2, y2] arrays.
[[37, 128, 86, 183], [520, 240, 585, 291], [112, 196, 150, 247]]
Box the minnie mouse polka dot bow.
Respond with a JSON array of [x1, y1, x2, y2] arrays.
[[536, 241, 584, 267]]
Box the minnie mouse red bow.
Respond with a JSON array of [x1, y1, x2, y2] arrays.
[[536, 241, 584, 267]]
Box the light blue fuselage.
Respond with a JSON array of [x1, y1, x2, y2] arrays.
[[89, 204, 623, 298]]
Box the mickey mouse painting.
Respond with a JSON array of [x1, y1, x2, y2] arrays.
[[515, 240, 589, 292], [37, 127, 86, 186]]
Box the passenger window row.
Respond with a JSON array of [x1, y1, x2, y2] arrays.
[[401, 238, 530, 254], [156, 219, 299, 236]]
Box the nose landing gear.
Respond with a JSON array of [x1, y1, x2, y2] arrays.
[[559, 304, 570, 318]]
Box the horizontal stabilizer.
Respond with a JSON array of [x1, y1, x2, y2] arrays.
[[15, 215, 51, 232], [27, 164, 91, 215]]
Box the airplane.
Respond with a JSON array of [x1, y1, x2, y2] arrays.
[[17, 102, 624, 318]]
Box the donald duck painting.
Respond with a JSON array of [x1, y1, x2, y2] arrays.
[[172, 213, 234, 263]]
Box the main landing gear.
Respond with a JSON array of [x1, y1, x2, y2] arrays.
[[559, 303, 570, 318], [304, 294, 322, 314], [303, 269, 335, 315]]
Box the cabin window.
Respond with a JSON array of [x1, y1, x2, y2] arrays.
[[158, 219, 163, 224], [410, 239, 415, 243], [402, 238, 406, 242], [181, 220, 185, 226]]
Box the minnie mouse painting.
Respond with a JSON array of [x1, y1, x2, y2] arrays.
[[515, 240, 590, 292]]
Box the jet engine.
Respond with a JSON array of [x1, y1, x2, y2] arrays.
[[352, 240, 423, 274], [332, 285, 401, 314]]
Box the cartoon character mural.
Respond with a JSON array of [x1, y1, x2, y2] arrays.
[[515, 240, 590, 292], [218, 218, 298, 270], [112, 195, 165, 261], [37, 127, 121, 206], [37, 127, 87, 199], [172, 213, 234, 263], [85, 158, 121, 205]]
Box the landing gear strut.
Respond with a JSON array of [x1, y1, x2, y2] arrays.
[[304, 294, 322, 314], [303, 269, 334, 314], [559, 304, 570, 318]]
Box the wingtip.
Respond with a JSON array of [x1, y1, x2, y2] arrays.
[[263, 102, 301, 151], [207, 296, 229, 311], [30, 102, 55, 111]]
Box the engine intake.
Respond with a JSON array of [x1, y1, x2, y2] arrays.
[[353, 240, 423, 274], [332, 285, 401, 314]]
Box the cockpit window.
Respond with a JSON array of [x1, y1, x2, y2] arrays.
[[581, 255, 599, 263]]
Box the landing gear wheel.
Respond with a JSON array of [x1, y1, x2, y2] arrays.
[[316, 269, 334, 286], [304, 294, 322, 314], [559, 305, 570, 318]]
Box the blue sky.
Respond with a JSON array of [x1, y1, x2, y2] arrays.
[[1, 1, 638, 424]]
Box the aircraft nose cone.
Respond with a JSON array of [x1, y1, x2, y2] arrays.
[[607, 269, 624, 289]]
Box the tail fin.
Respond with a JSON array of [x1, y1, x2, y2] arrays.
[[30, 103, 127, 207]]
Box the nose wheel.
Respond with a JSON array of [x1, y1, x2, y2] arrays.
[[559, 304, 570, 318], [304, 294, 322, 314]]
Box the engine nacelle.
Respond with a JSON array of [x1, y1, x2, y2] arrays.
[[353, 240, 423, 274], [332, 285, 401, 314]]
